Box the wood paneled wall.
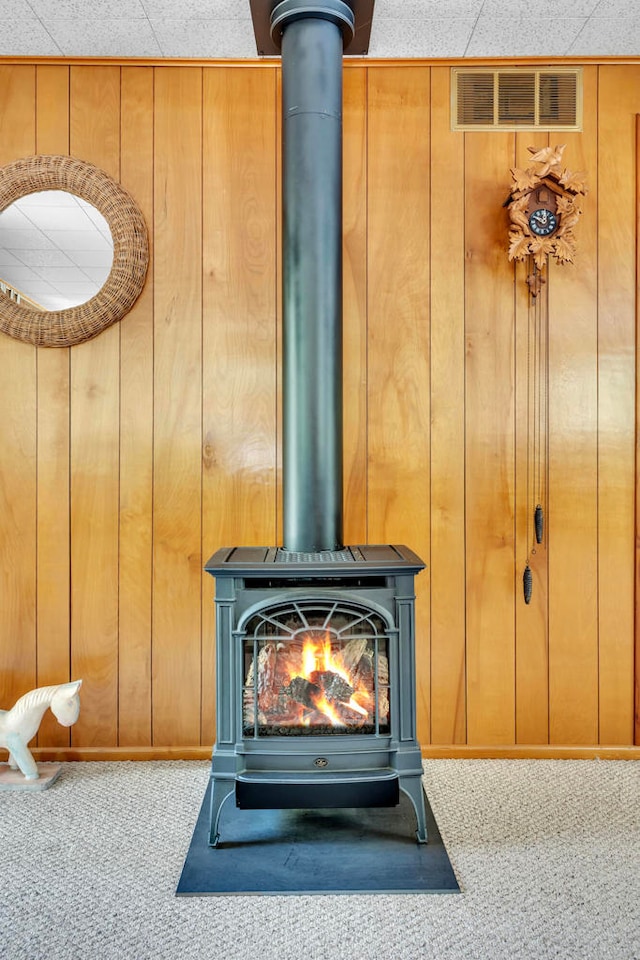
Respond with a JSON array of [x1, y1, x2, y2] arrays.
[[0, 61, 638, 754]]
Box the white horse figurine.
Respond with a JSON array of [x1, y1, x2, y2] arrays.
[[0, 680, 82, 780]]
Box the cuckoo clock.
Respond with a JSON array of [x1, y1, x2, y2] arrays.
[[506, 144, 587, 295], [506, 145, 588, 603]]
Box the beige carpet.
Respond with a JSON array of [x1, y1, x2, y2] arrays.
[[1, 759, 638, 959]]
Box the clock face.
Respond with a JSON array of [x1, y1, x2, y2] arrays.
[[528, 208, 558, 237]]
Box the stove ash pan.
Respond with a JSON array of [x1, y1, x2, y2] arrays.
[[205, 544, 428, 845]]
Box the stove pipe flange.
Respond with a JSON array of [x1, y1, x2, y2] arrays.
[[270, 0, 355, 48], [274, 0, 354, 555]]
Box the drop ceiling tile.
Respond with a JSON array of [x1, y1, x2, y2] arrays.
[[35, 265, 94, 283], [23, 205, 97, 232], [361, 0, 483, 16], [151, 18, 256, 57], [69, 249, 115, 267], [29, 0, 147, 17], [591, 0, 640, 13], [0, 20, 61, 55], [42, 18, 162, 57], [0, 1, 636, 66], [45, 229, 112, 251], [368, 18, 476, 57], [0, 206, 33, 230], [9, 279, 61, 308], [50, 281, 100, 305], [568, 16, 640, 53], [0, 250, 23, 268], [37, 293, 75, 309], [10, 248, 75, 268], [78, 251, 112, 272], [466, 17, 587, 56], [17, 191, 79, 208], [81, 266, 112, 283], [141, 0, 249, 17], [14, 274, 55, 297], [482, 0, 599, 14], [1, 264, 43, 285], [82, 204, 112, 239], [2, 0, 37, 17], [0, 229, 56, 251]]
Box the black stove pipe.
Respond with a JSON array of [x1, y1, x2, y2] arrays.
[[272, 0, 354, 554]]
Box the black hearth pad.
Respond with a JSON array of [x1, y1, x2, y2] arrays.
[[176, 783, 459, 896]]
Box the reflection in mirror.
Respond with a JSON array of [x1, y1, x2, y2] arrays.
[[0, 190, 114, 311]]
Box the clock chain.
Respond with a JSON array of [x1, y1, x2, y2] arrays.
[[523, 257, 549, 605]]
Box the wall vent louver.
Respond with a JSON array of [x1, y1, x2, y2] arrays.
[[0, 278, 42, 310], [452, 68, 582, 132]]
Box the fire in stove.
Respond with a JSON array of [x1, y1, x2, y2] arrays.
[[243, 606, 390, 736]]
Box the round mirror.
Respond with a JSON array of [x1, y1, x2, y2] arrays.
[[0, 155, 148, 347], [0, 190, 114, 311]]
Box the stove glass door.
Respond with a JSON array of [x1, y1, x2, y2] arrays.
[[242, 600, 390, 737]]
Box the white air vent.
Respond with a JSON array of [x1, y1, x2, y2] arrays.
[[0, 278, 43, 310], [452, 68, 582, 132]]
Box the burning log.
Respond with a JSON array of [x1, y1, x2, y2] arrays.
[[244, 644, 278, 724], [284, 670, 353, 710], [307, 670, 353, 703], [335, 702, 370, 724], [339, 637, 368, 673], [283, 676, 322, 708], [245, 640, 306, 723]]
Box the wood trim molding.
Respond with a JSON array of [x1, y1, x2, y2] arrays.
[[23, 744, 640, 762], [29, 746, 212, 762], [636, 113, 640, 747], [422, 745, 640, 760], [0, 56, 639, 69]]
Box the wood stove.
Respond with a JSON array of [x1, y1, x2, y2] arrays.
[[205, 0, 428, 846], [205, 545, 427, 845]]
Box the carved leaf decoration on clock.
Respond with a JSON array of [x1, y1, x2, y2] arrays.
[[530, 236, 553, 270], [509, 232, 533, 261], [510, 167, 540, 195], [552, 235, 577, 264], [554, 194, 575, 216], [558, 168, 588, 195], [555, 206, 581, 233], [506, 144, 587, 272]]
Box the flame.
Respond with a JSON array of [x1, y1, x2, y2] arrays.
[[297, 631, 370, 727], [302, 638, 319, 677], [301, 633, 349, 682], [345, 696, 368, 718], [314, 695, 346, 727]]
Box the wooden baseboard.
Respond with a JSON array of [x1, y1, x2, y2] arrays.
[[23, 743, 640, 762], [30, 746, 212, 762], [421, 744, 640, 760]]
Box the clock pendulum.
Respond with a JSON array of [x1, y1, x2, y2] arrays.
[[522, 256, 549, 605], [505, 144, 588, 603]]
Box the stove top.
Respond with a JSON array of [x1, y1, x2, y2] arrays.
[[206, 543, 425, 577]]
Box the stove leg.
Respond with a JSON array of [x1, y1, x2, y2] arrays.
[[399, 776, 428, 844], [208, 779, 235, 847]]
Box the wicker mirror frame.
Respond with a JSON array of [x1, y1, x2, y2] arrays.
[[0, 155, 149, 347]]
